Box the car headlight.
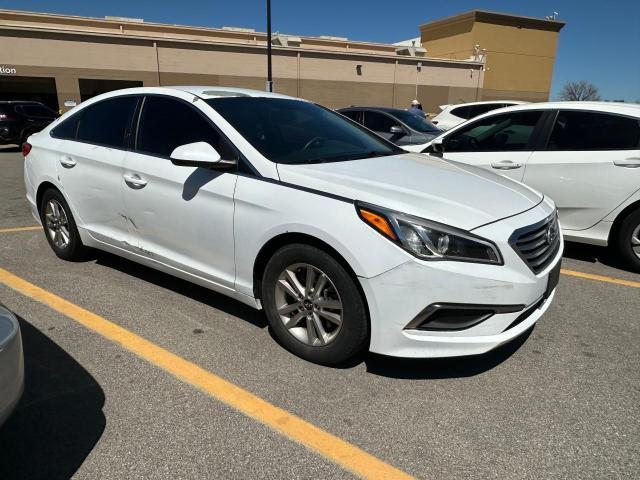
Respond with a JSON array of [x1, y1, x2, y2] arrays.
[[356, 202, 502, 264]]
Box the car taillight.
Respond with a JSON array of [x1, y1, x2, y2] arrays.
[[0, 114, 8, 120], [22, 142, 32, 157]]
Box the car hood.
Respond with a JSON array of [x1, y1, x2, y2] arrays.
[[276, 153, 543, 231]]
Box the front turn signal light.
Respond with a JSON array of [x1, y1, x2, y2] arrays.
[[357, 208, 398, 241]]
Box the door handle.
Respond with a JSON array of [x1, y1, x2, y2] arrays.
[[123, 173, 148, 189], [490, 160, 522, 170], [59, 156, 77, 168], [614, 158, 640, 168]]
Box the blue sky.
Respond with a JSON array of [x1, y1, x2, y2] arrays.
[[4, 0, 639, 101]]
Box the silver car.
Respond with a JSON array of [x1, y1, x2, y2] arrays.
[[0, 304, 24, 427]]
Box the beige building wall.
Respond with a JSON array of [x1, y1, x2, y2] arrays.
[[420, 10, 565, 102], [0, 9, 484, 114]]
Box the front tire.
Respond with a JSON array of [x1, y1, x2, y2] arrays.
[[615, 208, 640, 272], [261, 244, 369, 365], [39, 189, 86, 261]]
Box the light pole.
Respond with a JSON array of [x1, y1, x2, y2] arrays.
[[266, 0, 273, 92]]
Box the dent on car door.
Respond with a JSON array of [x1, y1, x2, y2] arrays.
[[523, 110, 640, 231], [53, 95, 138, 247], [122, 95, 239, 288], [436, 110, 544, 182]]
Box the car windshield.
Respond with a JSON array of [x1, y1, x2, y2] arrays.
[[206, 97, 402, 164], [390, 110, 441, 134]]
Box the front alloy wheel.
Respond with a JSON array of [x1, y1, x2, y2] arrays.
[[275, 263, 343, 346], [262, 244, 369, 365]]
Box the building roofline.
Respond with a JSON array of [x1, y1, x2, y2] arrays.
[[0, 8, 456, 56], [0, 9, 484, 67], [420, 9, 565, 33]]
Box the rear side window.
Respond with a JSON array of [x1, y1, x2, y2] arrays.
[[340, 110, 362, 123], [444, 111, 543, 152], [450, 105, 471, 119], [51, 114, 80, 140], [76, 97, 138, 148], [136, 96, 237, 159], [18, 105, 56, 117], [363, 111, 397, 132], [547, 111, 640, 151]]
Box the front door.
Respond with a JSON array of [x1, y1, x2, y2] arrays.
[[524, 109, 640, 231], [437, 110, 546, 182], [122, 95, 239, 288]]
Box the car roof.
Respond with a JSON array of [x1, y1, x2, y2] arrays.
[[83, 86, 301, 102], [487, 101, 640, 116], [338, 106, 412, 115], [441, 100, 528, 110], [0, 100, 46, 105]]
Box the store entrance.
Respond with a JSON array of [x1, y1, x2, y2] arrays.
[[0, 76, 59, 111]]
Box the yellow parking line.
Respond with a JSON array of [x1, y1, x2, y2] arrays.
[[0, 226, 41, 233], [561, 269, 640, 288], [0, 266, 414, 480]]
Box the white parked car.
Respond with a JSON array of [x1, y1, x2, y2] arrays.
[[432, 100, 527, 131], [409, 102, 640, 271], [23, 87, 562, 365]]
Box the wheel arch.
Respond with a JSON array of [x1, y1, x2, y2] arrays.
[[608, 199, 640, 244], [252, 232, 371, 328], [35, 180, 61, 214]]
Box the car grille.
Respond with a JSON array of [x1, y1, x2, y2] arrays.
[[510, 212, 560, 274]]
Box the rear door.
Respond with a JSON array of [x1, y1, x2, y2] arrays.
[[436, 110, 546, 182], [523, 109, 640, 230], [54, 95, 138, 248]]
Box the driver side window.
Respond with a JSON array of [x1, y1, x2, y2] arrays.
[[363, 111, 398, 133], [136, 96, 238, 160], [444, 111, 543, 153]]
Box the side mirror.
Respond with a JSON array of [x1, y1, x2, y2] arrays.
[[389, 125, 405, 135], [431, 137, 445, 154], [170, 142, 235, 169]]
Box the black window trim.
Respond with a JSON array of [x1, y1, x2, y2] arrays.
[[542, 108, 640, 151]]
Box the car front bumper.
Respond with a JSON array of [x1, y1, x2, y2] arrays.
[[0, 305, 25, 427], [359, 202, 563, 358]]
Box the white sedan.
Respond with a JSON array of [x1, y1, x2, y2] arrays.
[[23, 86, 562, 364], [407, 102, 640, 271], [431, 100, 527, 130]]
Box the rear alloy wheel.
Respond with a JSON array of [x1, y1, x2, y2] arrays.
[[40, 189, 86, 261], [615, 208, 640, 272], [262, 244, 368, 365]]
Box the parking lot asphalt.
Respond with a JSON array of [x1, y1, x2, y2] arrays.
[[0, 148, 638, 480]]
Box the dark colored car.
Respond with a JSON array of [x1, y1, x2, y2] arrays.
[[0, 101, 58, 145], [337, 106, 442, 147]]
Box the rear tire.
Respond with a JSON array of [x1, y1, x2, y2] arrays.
[[615, 208, 640, 272], [39, 189, 86, 261], [261, 244, 369, 365]]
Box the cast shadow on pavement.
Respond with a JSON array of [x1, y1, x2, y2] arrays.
[[92, 249, 529, 378], [562, 241, 634, 273], [363, 327, 533, 380], [0, 317, 105, 480], [93, 250, 268, 329]]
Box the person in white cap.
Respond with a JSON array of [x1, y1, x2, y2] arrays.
[[408, 99, 427, 118]]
